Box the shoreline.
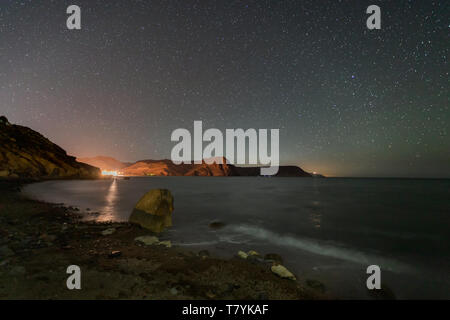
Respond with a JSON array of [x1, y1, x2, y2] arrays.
[[0, 179, 327, 300]]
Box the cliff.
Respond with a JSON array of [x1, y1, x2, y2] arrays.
[[0, 116, 100, 179]]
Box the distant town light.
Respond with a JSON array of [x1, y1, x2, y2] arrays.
[[101, 170, 118, 176]]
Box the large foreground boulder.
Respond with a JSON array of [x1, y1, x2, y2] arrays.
[[128, 189, 174, 233]]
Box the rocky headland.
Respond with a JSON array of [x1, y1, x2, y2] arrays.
[[0, 116, 100, 179]]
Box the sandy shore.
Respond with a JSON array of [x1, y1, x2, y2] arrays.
[[0, 180, 327, 300]]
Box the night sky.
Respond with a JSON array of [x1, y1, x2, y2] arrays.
[[0, 0, 448, 177]]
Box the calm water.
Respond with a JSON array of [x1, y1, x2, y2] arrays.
[[23, 177, 450, 299]]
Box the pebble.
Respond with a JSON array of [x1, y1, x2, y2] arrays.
[[134, 236, 159, 245], [270, 264, 296, 281], [101, 228, 116, 236], [237, 251, 248, 259], [108, 251, 122, 258], [247, 250, 260, 256]]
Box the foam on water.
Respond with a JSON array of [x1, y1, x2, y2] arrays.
[[229, 224, 415, 274]]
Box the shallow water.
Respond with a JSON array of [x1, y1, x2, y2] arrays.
[[23, 177, 450, 299]]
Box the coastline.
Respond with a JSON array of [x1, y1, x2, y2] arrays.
[[0, 179, 327, 300]]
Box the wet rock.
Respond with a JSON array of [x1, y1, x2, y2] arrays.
[[237, 251, 248, 259], [108, 251, 122, 258], [209, 221, 225, 229], [306, 279, 326, 293], [129, 189, 174, 233], [247, 250, 260, 257], [264, 253, 283, 264], [271, 264, 296, 281], [170, 287, 178, 295], [101, 228, 116, 236], [159, 240, 172, 248], [134, 235, 159, 246]]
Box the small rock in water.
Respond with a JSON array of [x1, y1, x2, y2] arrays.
[[237, 251, 248, 259], [101, 228, 116, 236], [170, 287, 178, 295], [271, 264, 296, 281], [134, 235, 159, 246], [159, 240, 172, 248], [247, 250, 260, 257], [108, 251, 122, 258], [209, 221, 225, 229]]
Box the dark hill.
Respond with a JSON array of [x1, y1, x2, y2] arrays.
[[0, 116, 100, 179]]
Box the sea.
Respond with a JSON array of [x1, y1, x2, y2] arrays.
[[23, 177, 450, 299]]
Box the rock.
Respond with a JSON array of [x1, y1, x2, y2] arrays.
[[198, 250, 210, 258], [270, 264, 296, 281], [101, 228, 116, 236], [209, 221, 225, 229], [237, 251, 248, 259], [134, 235, 159, 246], [247, 250, 260, 257], [0, 115, 9, 125], [129, 189, 174, 233], [264, 253, 283, 264], [159, 240, 172, 248], [306, 279, 326, 293], [170, 287, 178, 295], [108, 251, 122, 258]]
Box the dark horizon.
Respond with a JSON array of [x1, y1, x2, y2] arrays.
[[1, 0, 448, 178]]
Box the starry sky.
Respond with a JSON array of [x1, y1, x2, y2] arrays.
[[0, 0, 448, 177]]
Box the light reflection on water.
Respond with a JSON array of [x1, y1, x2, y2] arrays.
[[98, 179, 118, 222]]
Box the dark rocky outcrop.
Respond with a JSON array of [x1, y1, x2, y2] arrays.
[[0, 116, 100, 179]]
